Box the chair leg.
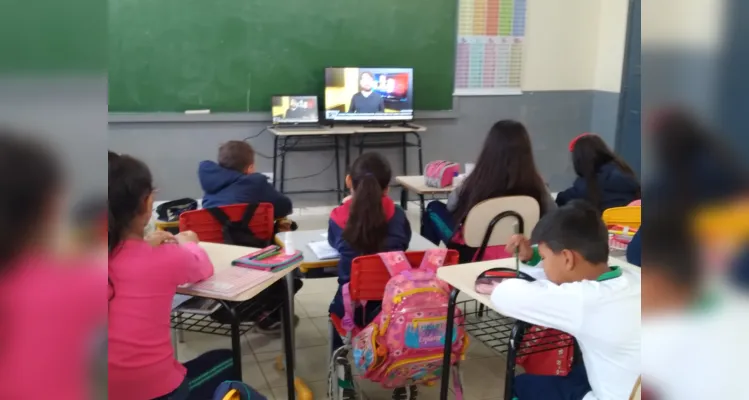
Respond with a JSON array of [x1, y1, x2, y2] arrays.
[[478, 304, 485, 318]]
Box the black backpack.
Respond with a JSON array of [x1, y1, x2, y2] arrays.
[[205, 204, 274, 324], [204, 204, 269, 248]]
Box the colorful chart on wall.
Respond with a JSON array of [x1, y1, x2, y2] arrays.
[[454, 0, 527, 95]]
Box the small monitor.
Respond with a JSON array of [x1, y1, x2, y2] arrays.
[[271, 95, 319, 124], [324, 67, 414, 122]]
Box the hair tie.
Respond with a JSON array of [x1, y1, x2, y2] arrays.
[[568, 133, 591, 152]]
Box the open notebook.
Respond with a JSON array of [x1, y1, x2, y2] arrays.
[[308, 240, 340, 260]]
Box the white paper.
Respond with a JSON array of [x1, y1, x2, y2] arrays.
[[308, 240, 340, 260]]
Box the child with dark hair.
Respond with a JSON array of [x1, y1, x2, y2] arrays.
[[421, 120, 556, 261], [0, 133, 105, 399], [199, 140, 292, 218], [494, 200, 640, 400], [557, 134, 640, 212], [108, 152, 235, 400], [328, 152, 413, 400]]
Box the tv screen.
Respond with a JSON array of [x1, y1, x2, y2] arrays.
[[271, 95, 319, 124], [324, 67, 413, 122]]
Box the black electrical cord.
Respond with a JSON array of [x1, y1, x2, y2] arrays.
[[242, 127, 268, 141], [284, 155, 337, 181]]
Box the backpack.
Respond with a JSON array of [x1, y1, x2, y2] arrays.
[[424, 160, 460, 188], [205, 204, 269, 248], [205, 204, 273, 324], [212, 381, 267, 400], [343, 249, 468, 389]]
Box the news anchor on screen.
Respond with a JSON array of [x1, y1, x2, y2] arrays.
[[348, 72, 385, 113]]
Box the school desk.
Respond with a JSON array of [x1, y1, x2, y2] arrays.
[[275, 228, 438, 273], [435, 257, 640, 400], [173, 241, 302, 400], [268, 124, 426, 205]]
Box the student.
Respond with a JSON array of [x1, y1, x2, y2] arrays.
[[494, 200, 640, 400], [557, 134, 640, 212], [199, 140, 292, 218], [0, 133, 105, 399], [327, 153, 413, 400], [108, 152, 235, 400], [348, 72, 385, 113], [421, 120, 556, 261]]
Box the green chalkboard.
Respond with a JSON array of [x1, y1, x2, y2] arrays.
[[108, 0, 457, 112]]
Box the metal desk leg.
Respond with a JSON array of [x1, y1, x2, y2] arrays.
[[345, 136, 351, 171], [412, 131, 424, 174], [272, 135, 279, 189], [440, 289, 460, 400], [280, 136, 289, 193], [401, 133, 408, 211], [419, 194, 426, 232], [218, 300, 243, 380], [334, 136, 342, 203], [283, 274, 297, 399]]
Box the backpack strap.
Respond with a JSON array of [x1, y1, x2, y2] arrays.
[[378, 251, 412, 277], [341, 283, 356, 333], [205, 207, 232, 226], [239, 203, 259, 228], [417, 248, 448, 273]]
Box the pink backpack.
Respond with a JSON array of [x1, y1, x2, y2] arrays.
[[424, 160, 460, 188], [342, 249, 467, 390]]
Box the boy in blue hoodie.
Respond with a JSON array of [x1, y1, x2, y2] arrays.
[[198, 141, 292, 218]]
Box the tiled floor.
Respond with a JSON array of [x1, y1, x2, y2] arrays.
[[174, 208, 511, 400], [175, 276, 509, 400]]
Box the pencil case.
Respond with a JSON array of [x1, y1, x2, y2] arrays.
[[232, 250, 303, 271], [424, 160, 460, 188]]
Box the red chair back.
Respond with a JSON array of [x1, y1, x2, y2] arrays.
[[178, 203, 275, 243], [348, 250, 459, 302]]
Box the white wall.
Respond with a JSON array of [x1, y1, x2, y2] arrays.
[[642, 0, 724, 48], [522, 0, 629, 93]]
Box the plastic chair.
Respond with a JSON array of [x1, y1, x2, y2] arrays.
[[462, 196, 540, 317], [178, 203, 275, 243], [602, 205, 641, 230], [462, 196, 541, 261], [328, 250, 460, 399]]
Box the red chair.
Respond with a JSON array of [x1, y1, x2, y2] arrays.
[[330, 249, 460, 337], [178, 203, 275, 243]]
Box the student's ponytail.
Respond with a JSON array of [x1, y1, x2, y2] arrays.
[[343, 153, 392, 254], [107, 151, 154, 257]]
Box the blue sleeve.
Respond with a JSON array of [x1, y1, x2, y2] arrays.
[[247, 178, 292, 218], [608, 168, 641, 193], [328, 218, 340, 248], [626, 229, 642, 267], [385, 210, 412, 251], [555, 182, 582, 206]]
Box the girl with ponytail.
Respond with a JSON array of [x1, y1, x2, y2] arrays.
[[327, 153, 413, 399], [107, 152, 233, 400]]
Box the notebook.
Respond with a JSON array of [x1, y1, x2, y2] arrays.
[[181, 267, 274, 298], [308, 240, 340, 260], [232, 250, 303, 271]]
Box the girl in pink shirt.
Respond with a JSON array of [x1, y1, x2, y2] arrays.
[[0, 133, 106, 400], [107, 152, 233, 400]]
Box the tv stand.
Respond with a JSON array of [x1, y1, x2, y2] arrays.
[[365, 123, 392, 128]]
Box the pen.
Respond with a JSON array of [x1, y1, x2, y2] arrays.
[[254, 249, 280, 261]]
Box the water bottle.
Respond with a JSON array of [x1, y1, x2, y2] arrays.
[[284, 233, 296, 255]]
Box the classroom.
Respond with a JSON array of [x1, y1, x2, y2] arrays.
[[107, 0, 643, 399]]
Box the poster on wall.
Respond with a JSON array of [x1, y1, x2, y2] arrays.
[[454, 0, 527, 95]]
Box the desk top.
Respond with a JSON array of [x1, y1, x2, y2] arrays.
[[395, 175, 455, 194], [176, 241, 299, 302], [269, 124, 425, 136], [276, 228, 437, 265], [436, 257, 640, 312]]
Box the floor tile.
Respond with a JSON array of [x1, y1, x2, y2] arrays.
[[309, 316, 333, 341], [452, 357, 507, 399], [296, 293, 334, 317], [298, 276, 338, 296], [246, 318, 327, 354], [464, 339, 499, 360], [255, 386, 276, 400], [241, 358, 269, 392], [174, 331, 236, 362], [257, 345, 330, 388], [270, 379, 330, 400]]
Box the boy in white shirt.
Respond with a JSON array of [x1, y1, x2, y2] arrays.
[[492, 200, 640, 400]]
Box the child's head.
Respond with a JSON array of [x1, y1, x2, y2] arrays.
[[108, 152, 154, 255], [218, 141, 255, 174], [571, 134, 639, 207], [343, 152, 392, 253], [454, 120, 547, 222], [0, 132, 64, 265], [530, 200, 610, 284]]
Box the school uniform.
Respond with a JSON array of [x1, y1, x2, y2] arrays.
[[556, 162, 640, 212], [327, 196, 411, 321], [491, 249, 641, 400], [198, 160, 292, 218]]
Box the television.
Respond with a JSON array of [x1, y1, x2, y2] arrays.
[[324, 67, 413, 122], [271, 95, 319, 125]]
